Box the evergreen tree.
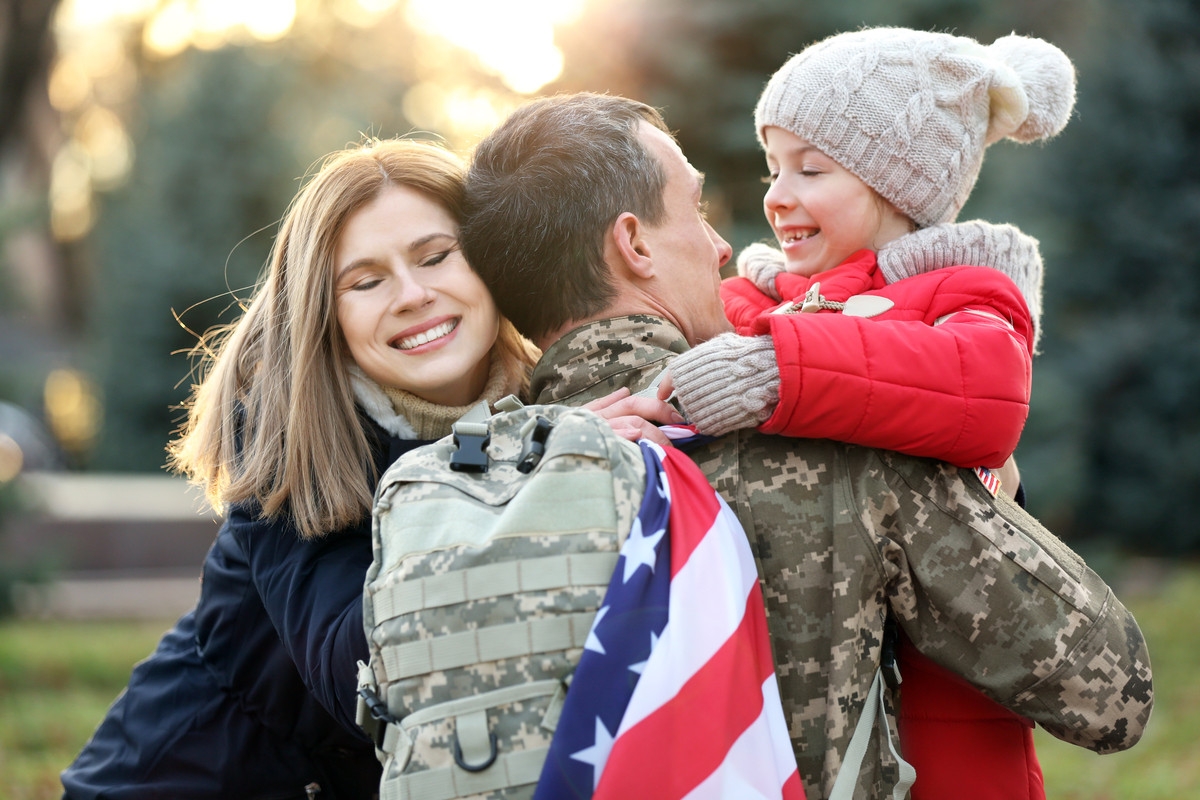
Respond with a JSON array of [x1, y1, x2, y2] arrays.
[[90, 47, 310, 470]]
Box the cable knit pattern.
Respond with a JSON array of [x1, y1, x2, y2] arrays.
[[736, 242, 788, 300], [876, 220, 1045, 350], [349, 352, 516, 440], [755, 28, 1076, 227], [668, 333, 780, 436]]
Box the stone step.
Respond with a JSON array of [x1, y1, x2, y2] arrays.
[[13, 569, 200, 620]]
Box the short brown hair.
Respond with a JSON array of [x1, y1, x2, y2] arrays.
[[462, 93, 672, 341]]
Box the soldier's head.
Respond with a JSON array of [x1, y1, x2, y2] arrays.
[[462, 92, 732, 348]]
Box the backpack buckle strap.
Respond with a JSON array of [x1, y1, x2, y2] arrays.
[[356, 661, 401, 752], [450, 401, 493, 473], [881, 615, 902, 691], [517, 416, 553, 474]]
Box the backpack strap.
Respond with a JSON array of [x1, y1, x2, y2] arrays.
[[370, 552, 619, 623], [829, 667, 917, 800], [449, 400, 493, 472], [378, 611, 597, 682]]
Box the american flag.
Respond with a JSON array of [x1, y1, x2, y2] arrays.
[[973, 465, 1001, 497], [533, 437, 804, 799]]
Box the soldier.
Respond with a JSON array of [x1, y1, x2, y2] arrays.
[[460, 92, 1153, 800]]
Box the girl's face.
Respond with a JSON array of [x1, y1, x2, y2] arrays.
[[762, 126, 912, 277], [334, 185, 499, 407]]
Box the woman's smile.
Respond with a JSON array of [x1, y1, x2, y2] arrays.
[[390, 317, 460, 352]]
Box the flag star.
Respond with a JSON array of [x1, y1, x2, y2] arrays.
[[628, 631, 660, 675], [621, 517, 665, 583], [644, 444, 672, 501], [570, 716, 617, 789], [584, 605, 610, 655]]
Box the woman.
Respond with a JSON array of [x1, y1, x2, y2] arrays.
[[62, 138, 671, 799]]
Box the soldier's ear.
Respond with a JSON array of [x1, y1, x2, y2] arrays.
[[610, 212, 655, 280]]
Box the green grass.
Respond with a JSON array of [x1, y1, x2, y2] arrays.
[[0, 619, 170, 800], [1032, 565, 1200, 799], [2, 567, 1198, 799]]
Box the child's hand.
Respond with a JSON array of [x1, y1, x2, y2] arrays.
[[737, 242, 788, 300], [584, 387, 684, 447]]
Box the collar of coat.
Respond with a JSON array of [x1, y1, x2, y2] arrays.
[[530, 315, 687, 405]]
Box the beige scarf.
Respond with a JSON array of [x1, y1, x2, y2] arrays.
[[349, 352, 518, 440]]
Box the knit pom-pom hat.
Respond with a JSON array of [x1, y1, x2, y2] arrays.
[[755, 28, 1076, 227]]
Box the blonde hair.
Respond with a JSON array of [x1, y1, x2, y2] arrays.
[[168, 139, 537, 539]]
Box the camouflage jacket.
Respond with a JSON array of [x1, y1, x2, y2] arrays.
[[530, 314, 1153, 800]]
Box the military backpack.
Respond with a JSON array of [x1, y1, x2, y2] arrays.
[[356, 399, 648, 800]]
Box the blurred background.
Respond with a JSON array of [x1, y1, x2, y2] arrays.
[[0, 0, 1198, 795]]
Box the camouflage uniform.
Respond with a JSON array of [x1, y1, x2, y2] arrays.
[[531, 314, 1153, 800]]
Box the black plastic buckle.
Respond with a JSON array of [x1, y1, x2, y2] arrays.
[[450, 430, 490, 473], [358, 685, 400, 750], [517, 416, 553, 474], [881, 614, 901, 690]]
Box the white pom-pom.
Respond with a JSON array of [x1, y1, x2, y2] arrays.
[[987, 34, 1076, 142]]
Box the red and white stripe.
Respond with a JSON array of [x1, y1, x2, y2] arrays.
[[593, 444, 804, 800]]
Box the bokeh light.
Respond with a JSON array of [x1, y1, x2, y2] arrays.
[[43, 369, 102, 457], [0, 434, 23, 483], [406, 0, 586, 94], [49, 145, 94, 242]]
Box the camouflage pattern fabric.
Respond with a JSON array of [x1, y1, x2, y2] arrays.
[[359, 404, 648, 800], [530, 314, 1154, 800]]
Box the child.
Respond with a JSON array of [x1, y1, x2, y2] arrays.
[[663, 28, 1076, 800]]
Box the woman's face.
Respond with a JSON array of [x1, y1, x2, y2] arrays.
[[762, 126, 912, 277], [334, 184, 499, 407]]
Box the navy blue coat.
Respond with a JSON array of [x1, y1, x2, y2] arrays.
[[62, 417, 429, 799]]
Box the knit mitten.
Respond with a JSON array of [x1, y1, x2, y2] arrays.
[[877, 220, 1045, 351], [737, 243, 788, 301], [669, 333, 780, 436]]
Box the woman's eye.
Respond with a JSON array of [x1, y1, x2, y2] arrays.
[[761, 172, 779, 185], [418, 250, 450, 268], [351, 278, 382, 291]]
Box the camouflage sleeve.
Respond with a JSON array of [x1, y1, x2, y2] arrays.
[[851, 449, 1153, 753]]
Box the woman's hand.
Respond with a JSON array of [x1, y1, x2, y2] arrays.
[[584, 387, 684, 447]]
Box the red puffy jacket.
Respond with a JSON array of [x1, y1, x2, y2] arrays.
[[723, 249, 1045, 800], [723, 249, 1033, 469]]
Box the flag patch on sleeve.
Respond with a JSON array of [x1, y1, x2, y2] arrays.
[[974, 466, 1001, 497]]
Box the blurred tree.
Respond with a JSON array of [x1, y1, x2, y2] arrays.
[[1022, 0, 1200, 554], [1, 0, 92, 464], [0, 0, 60, 151], [89, 46, 320, 471]]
